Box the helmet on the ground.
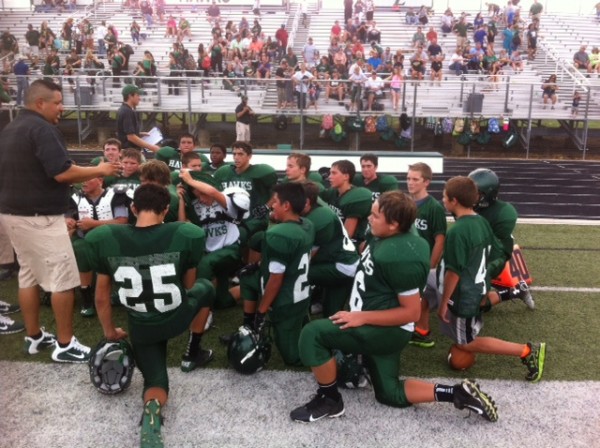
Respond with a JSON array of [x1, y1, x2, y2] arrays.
[[223, 187, 251, 221], [334, 350, 366, 389], [468, 168, 500, 209], [227, 326, 271, 374], [89, 339, 135, 395]]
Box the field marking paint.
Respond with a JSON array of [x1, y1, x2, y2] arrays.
[[532, 286, 600, 293]]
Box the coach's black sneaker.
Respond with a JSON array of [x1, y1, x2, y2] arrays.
[[181, 348, 214, 373], [0, 300, 20, 315], [290, 393, 345, 423], [453, 379, 498, 422], [522, 342, 546, 382]]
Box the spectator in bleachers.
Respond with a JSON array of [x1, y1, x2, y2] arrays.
[[385, 65, 403, 111], [430, 54, 443, 85], [510, 49, 524, 73], [207, 1, 221, 25], [365, 0, 375, 25], [130, 20, 141, 46], [155, 0, 166, 24], [354, 0, 365, 22], [328, 38, 342, 62], [307, 78, 321, 110], [367, 21, 381, 44], [140, 1, 153, 30], [425, 26, 437, 45], [167, 52, 182, 95], [412, 26, 425, 48], [364, 70, 384, 111], [13, 54, 29, 106], [345, 18, 357, 40], [104, 27, 117, 54], [468, 41, 485, 72], [142, 50, 156, 77], [573, 45, 592, 74], [409, 46, 427, 80], [366, 50, 382, 71], [275, 24, 288, 61], [440, 9, 454, 36], [81, 19, 94, 51], [418, 5, 429, 25], [239, 17, 250, 33], [83, 50, 103, 94], [95, 21, 107, 56], [541, 74, 558, 109], [356, 21, 368, 44], [502, 23, 514, 55], [405, 8, 418, 26], [303, 37, 318, 69], [252, 19, 262, 37], [179, 17, 192, 43], [43, 47, 60, 80], [473, 24, 487, 48], [347, 62, 367, 112], [589, 47, 600, 74], [275, 59, 290, 109], [382, 46, 393, 65], [529, 0, 543, 22], [526, 22, 537, 60], [370, 40, 383, 57], [316, 55, 331, 77], [210, 38, 224, 74], [351, 37, 364, 58], [510, 26, 521, 53], [25, 24, 40, 68], [256, 54, 271, 81], [333, 47, 347, 73], [110, 46, 126, 88], [449, 47, 467, 76], [61, 18, 74, 50], [39, 22, 55, 58], [293, 63, 314, 109], [326, 69, 346, 104], [486, 2, 501, 17], [487, 18, 498, 51], [331, 20, 342, 42], [427, 37, 442, 60], [453, 16, 468, 49]]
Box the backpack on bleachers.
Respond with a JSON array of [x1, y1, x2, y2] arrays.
[[365, 116, 377, 134], [452, 118, 465, 136], [331, 121, 346, 142], [425, 116, 437, 130], [442, 117, 454, 134], [376, 115, 390, 133], [488, 118, 501, 133], [322, 114, 334, 130], [470, 119, 481, 135]]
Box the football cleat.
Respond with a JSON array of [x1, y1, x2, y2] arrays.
[[0, 314, 24, 335], [409, 331, 436, 348], [290, 393, 345, 423], [89, 339, 135, 394], [453, 379, 498, 422], [24, 327, 56, 354], [140, 399, 164, 448], [516, 281, 535, 310], [522, 342, 546, 382], [51, 336, 91, 363], [181, 348, 214, 373]]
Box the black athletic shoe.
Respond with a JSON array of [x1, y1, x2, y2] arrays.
[[181, 348, 214, 372], [290, 393, 345, 423], [453, 379, 498, 422]]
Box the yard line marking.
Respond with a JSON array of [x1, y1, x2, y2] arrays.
[[532, 286, 600, 293]]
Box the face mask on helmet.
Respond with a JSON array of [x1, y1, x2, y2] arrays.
[[333, 350, 369, 389], [89, 339, 136, 395], [227, 326, 271, 374], [222, 187, 251, 221], [468, 168, 499, 210]]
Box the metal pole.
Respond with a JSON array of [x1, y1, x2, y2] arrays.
[[525, 84, 534, 159], [410, 82, 417, 152], [300, 88, 304, 150], [467, 83, 475, 158], [76, 77, 82, 146], [503, 75, 510, 113], [187, 77, 192, 133], [582, 88, 591, 160]]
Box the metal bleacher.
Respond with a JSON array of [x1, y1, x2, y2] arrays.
[[0, 2, 599, 151]]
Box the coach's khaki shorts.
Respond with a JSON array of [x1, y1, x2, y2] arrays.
[[0, 214, 80, 292], [0, 219, 15, 265], [235, 121, 251, 143]]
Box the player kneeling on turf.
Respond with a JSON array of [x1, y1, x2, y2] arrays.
[[290, 191, 498, 423]]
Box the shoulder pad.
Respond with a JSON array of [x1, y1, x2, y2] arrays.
[[112, 184, 129, 195]]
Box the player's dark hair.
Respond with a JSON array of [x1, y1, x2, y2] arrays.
[[210, 143, 227, 155], [121, 148, 142, 163], [231, 141, 253, 155], [140, 160, 172, 186], [332, 159, 356, 183], [445, 176, 478, 208], [179, 132, 196, 144], [302, 181, 320, 207], [288, 152, 311, 174], [103, 138, 122, 151], [133, 184, 170, 214], [273, 182, 306, 215], [360, 153, 378, 166], [408, 162, 433, 182], [377, 190, 416, 234], [181, 151, 201, 166], [25, 79, 62, 107]]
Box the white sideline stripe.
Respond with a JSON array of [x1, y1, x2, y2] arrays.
[[531, 286, 600, 293], [446, 217, 600, 225]]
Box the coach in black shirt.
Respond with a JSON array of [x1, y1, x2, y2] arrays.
[[117, 84, 160, 153]]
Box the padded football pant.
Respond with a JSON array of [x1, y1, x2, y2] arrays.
[[299, 318, 412, 408], [128, 279, 215, 394], [308, 263, 354, 317], [197, 245, 242, 309], [72, 237, 91, 272]]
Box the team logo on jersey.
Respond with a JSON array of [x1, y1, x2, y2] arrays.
[[168, 160, 183, 170], [414, 218, 429, 231], [221, 180, 253, 191], [359, 245, 374, 276]]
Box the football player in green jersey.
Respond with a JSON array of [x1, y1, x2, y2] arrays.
[[213, 141, 277, 247], [469, 168, 535, 310], [240, 182, 315, 365], [302, 182, 359, 317], [104, 148, 142, 192], [154, 133, 209, 172], [320, 160, 372, 242], [406, 162, 446, 348], [439, 177, 546, 383], [139, 160, 182, 223], [86, 184, 215, 448], [283, 152, 325, 188], [291, 191, 498, 423], [89, 138, 121, 187], [170, 151, 203, 185], [352, 153, 399, 202], [206, 143, 228, 173]]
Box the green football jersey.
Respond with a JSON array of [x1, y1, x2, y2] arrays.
[[85, 222, 206, 323], [260, 218, 315, 319], [214, 164, 277, 220], [414, 195, 447, 253], [348, 232, 429, 316], [443, 214, 503, 317], [155, 146, 210, 172], [305, 203, 358, 267], [477, 199, 517, 262], [104, 173, 141, 192], [352, 173, 399, 202], [319, 186, 372, 241]]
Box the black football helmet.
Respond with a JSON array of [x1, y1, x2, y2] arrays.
[[334, 350, 369, 389], [468, 168, 500, 210], [89, 339, 135, 395], [227, 326, 272, 375]]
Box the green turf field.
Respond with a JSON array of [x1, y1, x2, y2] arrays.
[[1, 224, 599, 381]]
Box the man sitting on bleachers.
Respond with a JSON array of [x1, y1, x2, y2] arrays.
[[573, 45, 592, 74]]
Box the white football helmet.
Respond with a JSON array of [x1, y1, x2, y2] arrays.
[[223, 187, 251, 220]]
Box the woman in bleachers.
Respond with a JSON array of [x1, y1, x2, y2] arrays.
[[252, 19, 262, 37], [473, 12, 484, 29], [542, 74, 559, 110], [326, 69, 346, 104], [167, 51, 182, 95], [165, 16, 177, 39], [131, 20, 141, 46], [385, 65, 403, 111], [440, 9, 454, 36], [412, 26, 425, 48], [39, 21, 56, 58], [83, 50, 103, 94], [590, 47, 600, 75], [209, 39, 224, 74], [526, 22, 537, 61]]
